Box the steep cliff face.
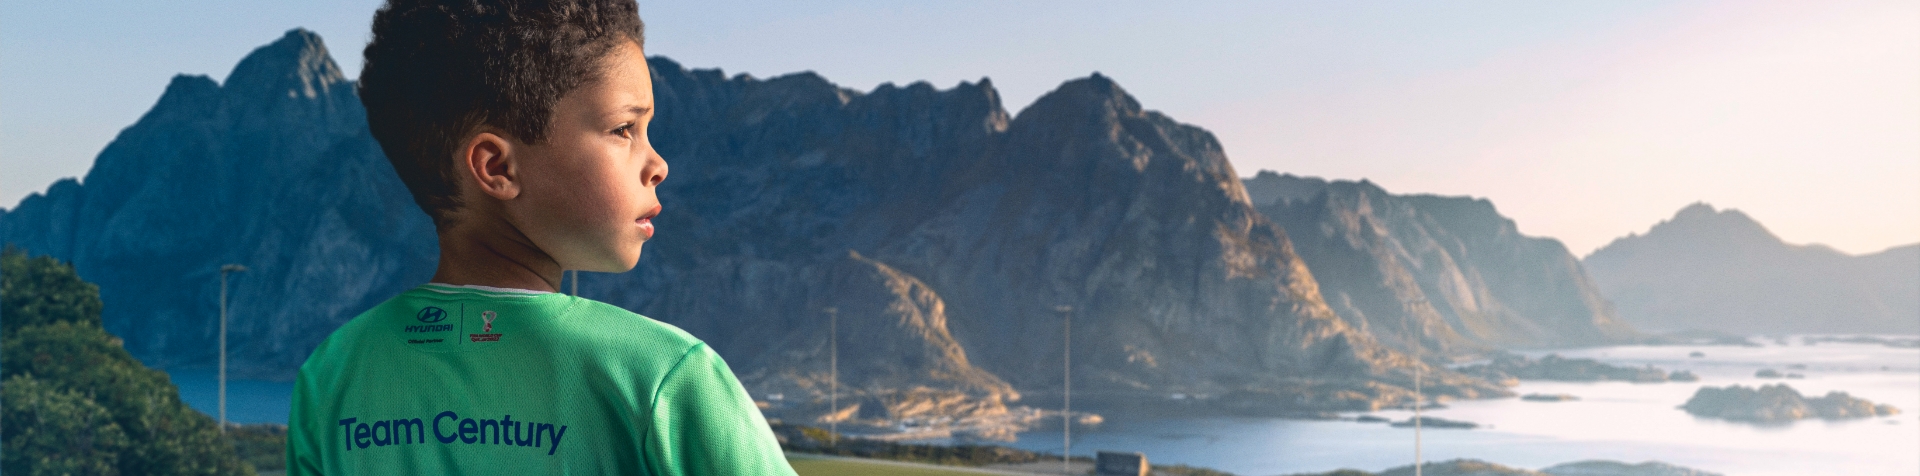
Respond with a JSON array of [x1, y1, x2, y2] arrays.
[[0, 30, 439, 377], [736, 251, 1021, 432], [1584, 203, 1919, 334], [1247, 172, 1638, 353], [1, 31, 1494, 415], [599, 60, 1444, 400]]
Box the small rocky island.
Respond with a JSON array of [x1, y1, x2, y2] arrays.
[[1539, 460, 1725, 476], [1804, 335, 1920, 348], [1389, 416, 1478, 429], [1522, 393, 1580, 402], [1655, 330, 1760, 347], [1287, 458, 1723, 476], [1680, 384, 1901, 423], [1458, 354, 1688, 383]]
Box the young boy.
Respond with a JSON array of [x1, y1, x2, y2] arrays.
[[286, 1, 796, 474]]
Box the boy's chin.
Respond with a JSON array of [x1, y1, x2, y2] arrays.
[[579, 245, 644, 273]]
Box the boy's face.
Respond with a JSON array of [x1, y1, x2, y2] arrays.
[[505, 40, 666, 273]]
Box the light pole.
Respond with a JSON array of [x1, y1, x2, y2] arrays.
[[1401, 318, 1425, 476], [824, 306, 838, 446], [1054, 304, 1073, 474], [218, 264, 246, 434]]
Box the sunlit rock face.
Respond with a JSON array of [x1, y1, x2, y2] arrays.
[[1247, 172, 1640, 355], [617, 61, 1461, 402], [1, 30, 1505, 418], [1583, 203, 1919, 334]]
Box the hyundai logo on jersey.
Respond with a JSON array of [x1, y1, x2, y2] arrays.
[[416, 306, 448, 323]]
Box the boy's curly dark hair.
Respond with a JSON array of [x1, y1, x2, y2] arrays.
[[359, 0, 645, 225]]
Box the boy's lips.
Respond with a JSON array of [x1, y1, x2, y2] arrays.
[[637, 205, 661, 238]]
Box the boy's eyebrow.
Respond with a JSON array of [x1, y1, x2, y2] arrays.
[[601, 105, 652, 122]]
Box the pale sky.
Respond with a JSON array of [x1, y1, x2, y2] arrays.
[[3, 0, 1915, 255]]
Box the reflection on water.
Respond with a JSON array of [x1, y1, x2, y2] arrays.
[[996, 338, 1920, 476]]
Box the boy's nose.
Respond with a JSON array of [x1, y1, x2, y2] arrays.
[[643, 149, 667, 187]]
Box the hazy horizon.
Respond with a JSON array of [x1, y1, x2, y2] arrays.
[[3, 0, 1914, 255]]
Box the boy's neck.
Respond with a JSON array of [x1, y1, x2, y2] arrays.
[[429, 221, 562, 293]]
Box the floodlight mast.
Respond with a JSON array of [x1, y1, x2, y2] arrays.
[[218, 264, 247, 434], [1055, 304, 1073, 474], [1405, 320, 1424, 476], [825, 306, 839, 446]]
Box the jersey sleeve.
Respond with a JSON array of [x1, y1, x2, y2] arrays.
[[643, 343, 796, 476], [286, 370, 324, 476]]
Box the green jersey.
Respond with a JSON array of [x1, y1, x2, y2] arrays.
[[286, 283, 795, 475]]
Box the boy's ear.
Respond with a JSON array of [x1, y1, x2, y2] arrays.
[[460, 131, 521, 200]]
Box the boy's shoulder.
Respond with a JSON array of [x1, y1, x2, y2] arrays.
[[540, 294, 705, 351], [301, 285, 704, 373]]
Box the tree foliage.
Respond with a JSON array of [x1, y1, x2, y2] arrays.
[[2, 374, 128, 475], [1, 246, 253, 475], [1, 245, 104, 334]]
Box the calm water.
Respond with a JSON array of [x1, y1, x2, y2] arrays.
[[165, 338, 1920, 475], [999, 338, 1920, 476], [168, 368, 294, 425]]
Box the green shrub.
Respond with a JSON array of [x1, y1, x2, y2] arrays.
[[2, 374, 129, 475], [1, 247, 253, 475], [1, 245, 104, 334]]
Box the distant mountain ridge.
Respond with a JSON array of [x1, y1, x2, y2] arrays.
[[1583, 203, 1918, 334], [1244, 172, 1638, 355], [0, 29, 1640, 425]]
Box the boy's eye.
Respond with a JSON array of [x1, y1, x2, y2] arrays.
[[612, 124, 634, 139]]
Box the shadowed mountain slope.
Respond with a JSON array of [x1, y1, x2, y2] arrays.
[[0, 30, 437, 375]]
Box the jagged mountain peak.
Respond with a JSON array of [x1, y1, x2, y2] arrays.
[[1248, 173, 1530, 242], [1673, 201, 1718, 219], [1397, 193, 1522, 239], [1013, 72, 1144, 124], [223, 28, 348, 102], [1001, 72, 1239, 191], [1657, 202, 1773, 238], [140, 74, 222, 124], [645, 57, 1010, 133], [1598, 202, 1781, 256], [645, 55, 690, 76], [1243, 171, 1330, 207]]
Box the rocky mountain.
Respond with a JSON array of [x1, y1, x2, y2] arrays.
[[595, 55, 1505, 412], [0, 30, 1503, 426], [0, 30, 439, 376], [1583, 203, 1919, 334], [1245, 172, 1639, 355]]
